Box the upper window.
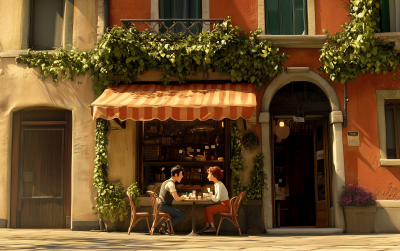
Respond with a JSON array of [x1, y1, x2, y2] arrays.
[[30, 0, 64, 50], [159, 0, 202, 34], [379, 0, 400, 32], [385, 100, 400, 159], [265, 0, 308, 35]]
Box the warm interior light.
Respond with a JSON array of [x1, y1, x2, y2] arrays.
[[279, 121, 285, 127], [222, 121, 224, 128]]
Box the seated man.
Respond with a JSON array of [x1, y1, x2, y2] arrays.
[[159, 165, 186, 235]]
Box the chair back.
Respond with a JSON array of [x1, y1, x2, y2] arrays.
[[230, 191, 246, 216], [148, 191, 162, 215], [126, 191, 137, 215]]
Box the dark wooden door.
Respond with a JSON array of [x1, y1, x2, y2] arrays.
[[11, 108, 71, 228]]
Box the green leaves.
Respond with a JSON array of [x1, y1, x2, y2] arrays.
[[319, 0, 400, 84], [17, 18, 288, 95]]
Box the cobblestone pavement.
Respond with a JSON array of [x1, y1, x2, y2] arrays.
[[1, 229, 400, 250]]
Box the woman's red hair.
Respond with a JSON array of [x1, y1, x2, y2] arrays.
[[207, 166, 224, 181]]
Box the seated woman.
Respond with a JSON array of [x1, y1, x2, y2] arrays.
[[198, 166, 230, 233]]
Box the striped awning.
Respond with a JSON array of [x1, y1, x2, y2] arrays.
[[90, 83, 256, 121]]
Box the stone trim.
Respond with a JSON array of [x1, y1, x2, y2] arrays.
[[376, 200, 400, 207], [376, 90, 400, 160], [0, 50, 56, 58], [72, 221, 99, 231], [260, 70, 345, 230], [374, 33, 400, 51], [259, 0, 316, 36], [202, 0, 210, 31], [380, 159, 400, 167], [258, 35, 327, 48]]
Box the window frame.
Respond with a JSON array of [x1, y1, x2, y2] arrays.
[[384, 99, 400, 159], [376, 90, 400, 166]]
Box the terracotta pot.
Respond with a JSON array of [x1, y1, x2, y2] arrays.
[[344, 206, 376, 233]]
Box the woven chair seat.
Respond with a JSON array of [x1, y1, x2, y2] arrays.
[[136, 212, 150, 216]]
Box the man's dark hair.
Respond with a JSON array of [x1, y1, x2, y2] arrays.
[[171, 165, 184, 177]]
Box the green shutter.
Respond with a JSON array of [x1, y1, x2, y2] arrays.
[[266, 0, 280, 35], [381, 0, 391, 32], [31, 0, 64, 49], [281, 0, 293, 35], [265, 0, 307, 35]]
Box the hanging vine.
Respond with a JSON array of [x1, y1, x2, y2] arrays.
[[17, 18, 288, 95], [230, 122, 245, 196], [246, 153, 267, 201], [318, 0, 400, 83]]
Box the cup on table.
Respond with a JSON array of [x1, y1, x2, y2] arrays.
[[209, 191, 213, 196], [198, 196, 201, 200], [203, 193, 208, 199]]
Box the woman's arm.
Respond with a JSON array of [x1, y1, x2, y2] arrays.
[[211, 183, 222, 202]]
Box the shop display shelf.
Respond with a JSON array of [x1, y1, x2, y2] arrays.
[[143, 161, 225, 166], [142, 144, 225, 147]]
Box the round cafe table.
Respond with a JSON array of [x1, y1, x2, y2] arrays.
[[178, 198, 217, 236]]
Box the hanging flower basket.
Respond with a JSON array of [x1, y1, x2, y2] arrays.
[[242, 132, 260, 149]]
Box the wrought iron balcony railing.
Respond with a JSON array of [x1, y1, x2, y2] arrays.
[[120, 19, 224, 38]]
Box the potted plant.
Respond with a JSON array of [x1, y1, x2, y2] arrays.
[[93, 181, 129, 231], [340, 184, 377, 233], [245, 153, 266, 234], [242, 132, 260, 149]]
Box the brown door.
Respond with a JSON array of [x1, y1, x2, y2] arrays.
[[313, 118, 330, 227], [11, 109, 71, 228]]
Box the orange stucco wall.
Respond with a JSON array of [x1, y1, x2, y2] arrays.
[[109, 0, 151, 30], [210, 0, 258, 34], [314, 0, 352, 35]]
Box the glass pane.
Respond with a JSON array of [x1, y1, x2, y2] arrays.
[[266, 0, 280, 35], [281, 0, 293, 35], [294, 0, 305, 35], [32, 0, 64, 49], [385, 108, 396, 159], [396, 106, 400, 158], [380, 0, 391, 32], [159, 0, 202, 34]]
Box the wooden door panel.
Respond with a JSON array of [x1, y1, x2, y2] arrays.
[[22, 128, 64, 198], [21, 199, 64, 228], [314, 119, 330, 228]]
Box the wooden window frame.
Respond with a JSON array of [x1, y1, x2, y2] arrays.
[[385, 99, 400, 159]]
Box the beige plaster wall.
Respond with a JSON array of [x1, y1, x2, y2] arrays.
[[107, 120, 137, 189], [0, 0, 22, 52], [0, 58, 98, 226], [374, 200, 400, 233], [73, 0, 99, 51]]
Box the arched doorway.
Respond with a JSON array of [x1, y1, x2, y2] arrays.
[[259, 70, 345, 231]]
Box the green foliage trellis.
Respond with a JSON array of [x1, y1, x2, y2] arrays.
[[17, 18, 288, 95], [92, 119, 129, 223], [230, 123, 245, 196], [318, 0, 400, 83], [246, 153, 267, 201]]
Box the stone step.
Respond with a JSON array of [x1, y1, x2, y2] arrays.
[[266, 228, 344, 235]]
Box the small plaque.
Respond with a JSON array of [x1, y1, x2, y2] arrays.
[[211, 145, 215, 149], [293, 116, 305, 122], [347, 131, 360, 146], [205, 146, 209, 149]]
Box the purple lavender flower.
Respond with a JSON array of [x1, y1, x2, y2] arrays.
[[338, 184, 376, 206]]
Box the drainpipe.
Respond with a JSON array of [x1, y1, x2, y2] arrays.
[[343, 82, 348, 127], [104, 0, 109, 33]]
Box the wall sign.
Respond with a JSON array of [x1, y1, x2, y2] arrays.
[[316, 150, 324, 160], [347, 131, 360, 146]]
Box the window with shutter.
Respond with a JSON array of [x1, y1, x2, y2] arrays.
[[159, 0, 202, 34], [379, 0, 400, 32], [265, 0, 308, 35], [385, 100, 400, 159], [30, 0, 64, 50]]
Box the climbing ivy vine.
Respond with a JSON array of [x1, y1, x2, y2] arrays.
[[17, 18, 288, 95], [246, 153, 267, 201], [318, 0, 400, 83], [230, 122, 245, 196]]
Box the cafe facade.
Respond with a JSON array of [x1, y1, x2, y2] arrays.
[[1, 0, 400, 234]]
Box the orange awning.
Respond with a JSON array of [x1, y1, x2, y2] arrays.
[[90, 83, 256, 121]]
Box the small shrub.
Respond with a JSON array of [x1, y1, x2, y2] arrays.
[[339, 184, 376, 206]]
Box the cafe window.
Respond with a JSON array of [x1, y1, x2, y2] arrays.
[[265, 0, 308, 35], [379, 0, 400, 32], [30, 0, 64, 50], [139, 118, 229, 196], [159, 0, 202, 34], [385, 100, 400, 159]]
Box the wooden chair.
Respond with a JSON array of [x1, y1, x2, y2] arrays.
[[127, 191, 151, 235], [148, 191, 175, 235], [216, 191, 246, 236]]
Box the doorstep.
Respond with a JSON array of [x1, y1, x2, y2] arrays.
[[267, 228, 343, 235]]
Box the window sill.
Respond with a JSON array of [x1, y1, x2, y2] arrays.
[[0, 50, 57, 58], [373, 32, 400, 51], [258, 35, 327, 48], [380, 159, 400, 167]]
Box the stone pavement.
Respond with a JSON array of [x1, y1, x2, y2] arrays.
[[1, 229, 400, 250]]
